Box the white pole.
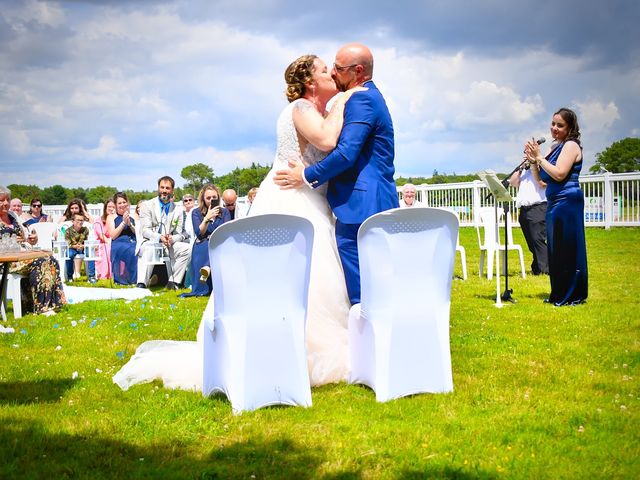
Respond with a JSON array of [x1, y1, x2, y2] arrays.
[[494, 203, 503, 308]]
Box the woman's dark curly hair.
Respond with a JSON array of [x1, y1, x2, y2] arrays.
[[554, 107, 581, 146]]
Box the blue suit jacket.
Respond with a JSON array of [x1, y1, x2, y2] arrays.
[[304, 80, 399, 224]]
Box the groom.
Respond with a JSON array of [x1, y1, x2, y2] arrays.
[[275, 43, 398, 305]]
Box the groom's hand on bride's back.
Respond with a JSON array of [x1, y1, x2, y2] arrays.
[[274, 160, 305, 190]]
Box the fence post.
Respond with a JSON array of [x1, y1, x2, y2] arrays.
[[603, 172, 612, 230], [472, 180, 482, 226]]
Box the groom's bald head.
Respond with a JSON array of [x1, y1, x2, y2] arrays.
[[332, 43, 374, 90]]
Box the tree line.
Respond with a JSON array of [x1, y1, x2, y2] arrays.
[[8, 162, 272, 206]]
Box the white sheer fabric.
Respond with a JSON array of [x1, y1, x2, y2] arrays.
[[112, 99, 350, 392], [64, 285, 152, 304], [349, 207, 457, 401]]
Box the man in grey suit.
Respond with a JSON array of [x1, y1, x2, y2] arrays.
[[136, 176, 191, 289]]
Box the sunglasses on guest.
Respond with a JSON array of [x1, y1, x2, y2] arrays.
[[31, 204, 42, 208]]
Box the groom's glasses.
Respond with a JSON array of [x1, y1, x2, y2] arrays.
[[333, 63, 358, 72]]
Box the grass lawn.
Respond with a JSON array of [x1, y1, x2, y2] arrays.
[[1, 227, 639, 479]]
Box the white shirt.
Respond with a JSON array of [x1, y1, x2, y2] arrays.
[[515, 168, 546, 208], [183, 208, 195, 240]]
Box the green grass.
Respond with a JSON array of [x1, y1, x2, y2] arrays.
[[1, 227, 639, 479]]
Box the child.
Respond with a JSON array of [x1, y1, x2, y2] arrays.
[[65, 213, 97, 283]]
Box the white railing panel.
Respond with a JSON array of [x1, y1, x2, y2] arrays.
[[398, 171, 640, 228]]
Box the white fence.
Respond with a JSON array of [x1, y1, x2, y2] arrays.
[[22, 172, 640, 229], [398, 171, 640, 228]]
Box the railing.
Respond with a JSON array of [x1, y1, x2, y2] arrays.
[[22, 172, 640, 229], [398, 171, 640, 228]]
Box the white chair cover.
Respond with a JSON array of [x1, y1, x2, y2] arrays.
[[349, 207, 457, 402], [202, 214, 313, 414], [29, 222, 59, 250]]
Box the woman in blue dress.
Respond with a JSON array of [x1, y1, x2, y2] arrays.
[[181, 184, 230, 297], [107, 192, 138, 285], [525, 107, 588, 305]]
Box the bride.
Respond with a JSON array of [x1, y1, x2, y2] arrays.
[[113, 54, 361, 390]]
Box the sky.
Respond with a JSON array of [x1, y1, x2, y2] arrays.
[[1, 0, 639, 191]]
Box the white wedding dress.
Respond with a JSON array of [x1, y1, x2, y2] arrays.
[[113, 99, 351, 391]]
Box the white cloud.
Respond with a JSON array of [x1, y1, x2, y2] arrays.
[[0, 1, 638, 189], [575, 100, 620, 132]]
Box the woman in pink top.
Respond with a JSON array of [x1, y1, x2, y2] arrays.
[[93, 199, 116, 279]]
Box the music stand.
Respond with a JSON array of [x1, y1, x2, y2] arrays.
[[477, 170, 515, 307]]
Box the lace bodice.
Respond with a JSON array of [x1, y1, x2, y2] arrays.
[[275, 99, 327, 169]]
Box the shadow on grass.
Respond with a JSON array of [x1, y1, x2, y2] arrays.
[[0, 378, 78, 405], [0, 418, 352, 479], [399, 467, 497, 479]]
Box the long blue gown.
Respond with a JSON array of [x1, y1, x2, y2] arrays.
[[181, 207, 231, 297], [110, 215, 138, 285], [539, 142, 588, 305]]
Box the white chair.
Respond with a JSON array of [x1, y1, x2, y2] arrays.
[[1, 273, 26, 321], [202, 214, 314, 414], [29, 222, 59, 250], [440, 208, 467, 280], [349, 207, 457, 402], [476, 206, 526, 280], [456, 239, 467, 280]]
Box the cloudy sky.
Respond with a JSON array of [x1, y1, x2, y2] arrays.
[[1, 0, 638, 191]]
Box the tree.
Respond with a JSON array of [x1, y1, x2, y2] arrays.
[[214, 163, 270, 195], [41, 185, 68, 205], [181, 163, 215, 195], [7, 184, 41, 202], [590, 137, 640, 173], [69, 187, 88, 202], [86, 186, 118, 204]]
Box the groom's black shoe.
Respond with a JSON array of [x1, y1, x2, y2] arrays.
[[166, 281, 180, 290], [136, 282, 146, 288]]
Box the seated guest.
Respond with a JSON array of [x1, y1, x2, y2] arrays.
[[136, 176, 190, 290], [22, 198, 50, 226], [246, 187, 258, 215], [107, 192, 138, 285], [132, 200, 144, 223], [10, 198, 25, 219], [65, 213, 97, 283], [58, 199, 91, 224], [181, 193, 196, 241], [181, 184, 230, 297], [400, 183, 425, 207], [0, 186, 66, 315], [180, 194, 196, 288], [93, 199, 115, 280], [222, 188, 244, 219]]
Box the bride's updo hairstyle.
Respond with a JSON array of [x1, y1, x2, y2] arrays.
[[284, 54, 317, 103]]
